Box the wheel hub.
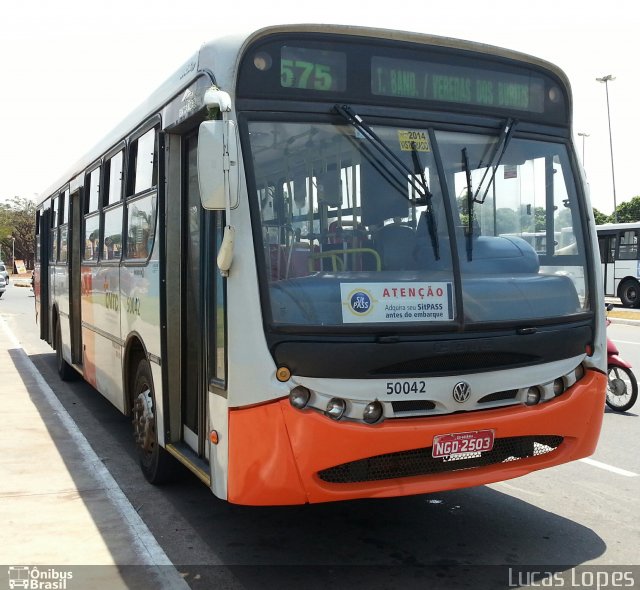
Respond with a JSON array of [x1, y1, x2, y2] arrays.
[[133, 388, 155, 453], [609, 377, 627, 396]]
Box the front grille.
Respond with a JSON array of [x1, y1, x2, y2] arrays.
[[392, 400, 436, 413], [318, 435, 563, 484]]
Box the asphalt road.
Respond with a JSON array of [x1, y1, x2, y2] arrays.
[[2, 285, 639, 589]]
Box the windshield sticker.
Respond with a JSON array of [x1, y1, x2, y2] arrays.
[[398, 130, 430, 152], [340, 282, 453, 323]]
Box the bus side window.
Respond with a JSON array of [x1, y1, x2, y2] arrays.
[[103, 206, 123, 260], [83, 213, 100, 261], [125, 124, 158, 261], [619, 230, 638, 260], [598, 237, 612, 263], [126, 195, 156, 259]]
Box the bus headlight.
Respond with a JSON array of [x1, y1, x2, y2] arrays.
[[553, 378, 566, 396], [363, 401, 383, 424], [325, 398, 346, 420], [289, 386, 311, 410], [525, 386, 541, 406]]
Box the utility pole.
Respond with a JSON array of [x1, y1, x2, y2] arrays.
[[596, 75, 617, 222]]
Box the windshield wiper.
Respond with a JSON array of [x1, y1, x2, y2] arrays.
[[473, 118, 518, 204], [334, 104, 429, 204], [334, 103, 439, 259], [410, 145, 439, 260], [462, 147, 474, 261]]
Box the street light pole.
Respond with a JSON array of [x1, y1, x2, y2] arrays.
[[596, 74, 617, 222], [577, 132, 589, 166]]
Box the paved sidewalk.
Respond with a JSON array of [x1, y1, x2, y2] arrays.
[[0, 318, 189, 589]]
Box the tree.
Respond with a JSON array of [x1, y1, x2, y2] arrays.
[[0, 197, 36, 270], [592, 207, 610, 225], [612, 196, 640, 223], [495, 208, 519, 234]]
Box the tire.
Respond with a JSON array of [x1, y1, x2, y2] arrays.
[[131, 359, 177, 483], [55, 320, 76, 381], [606, 365, 638, 412], [618, 279, 640, 308]]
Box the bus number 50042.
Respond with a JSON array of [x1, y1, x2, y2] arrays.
[[386, 381, 427, 395]]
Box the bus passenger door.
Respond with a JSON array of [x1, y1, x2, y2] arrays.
[[164, 124, 227, 487], [39, 208, 51, 343], [69, 189, 83, 365], [182, 132, 207, 455], [598, 233, 616, 297]]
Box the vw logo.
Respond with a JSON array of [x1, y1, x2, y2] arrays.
[[452, 381, 471, 403]]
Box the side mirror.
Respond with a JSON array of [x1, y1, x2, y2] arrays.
[[197, 120, 238, 210]]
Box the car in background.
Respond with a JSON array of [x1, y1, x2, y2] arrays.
[[0, 263, 8, 285], [0, 274, 6, 298]]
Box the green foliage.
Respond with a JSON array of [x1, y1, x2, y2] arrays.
[[592, 207, 610, 225], [612, 196, 640, 223], [0, 196, 36, 269], [495, 208, 518, 233], [532, 206, 546, 232]]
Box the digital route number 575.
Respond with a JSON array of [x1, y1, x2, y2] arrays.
[[281, 59, 333, 91]]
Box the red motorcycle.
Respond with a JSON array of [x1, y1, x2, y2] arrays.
[[606, 304, 638, 412]]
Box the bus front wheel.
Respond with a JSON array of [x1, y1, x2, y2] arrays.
[[131, 359, 176, 484], [619, 279, 640, 308]]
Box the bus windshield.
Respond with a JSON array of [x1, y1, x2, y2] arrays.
[[247, 116, 589, 329]]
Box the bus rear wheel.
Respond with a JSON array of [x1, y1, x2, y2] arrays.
[[619, 279, 640, 308], [131, 359, 176, 484]]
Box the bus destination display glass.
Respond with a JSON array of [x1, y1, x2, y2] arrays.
[[281, 46, 346, 92], [371, 56, 546, 113]]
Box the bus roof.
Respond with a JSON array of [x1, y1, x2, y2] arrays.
[[37, 23, 572, 205], [595, 222, 640, 233]]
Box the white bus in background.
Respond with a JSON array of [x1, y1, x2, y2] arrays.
[[597, 222, 640, 307]]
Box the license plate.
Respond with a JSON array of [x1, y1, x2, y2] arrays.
[[432, 429, 495, 458]]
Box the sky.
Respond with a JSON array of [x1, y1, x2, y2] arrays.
[[1, 0, 637, 216]]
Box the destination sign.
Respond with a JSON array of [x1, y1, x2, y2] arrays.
[[280, 46, 346, 92], [239, 36, 567, 124], [371, 56, 546, 113]]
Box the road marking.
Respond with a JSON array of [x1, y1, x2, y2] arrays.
[[580, 457, 639, 477]]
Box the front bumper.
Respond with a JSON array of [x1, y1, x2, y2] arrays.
[[226, 370, 606, 505]]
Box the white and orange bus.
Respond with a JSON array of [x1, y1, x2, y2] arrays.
[[34, 24, 606, 505]]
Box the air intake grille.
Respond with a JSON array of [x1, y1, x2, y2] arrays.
[[392, 400, 437, 413], [478, 390, 519, 404], [318, 435, 563, 484]]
